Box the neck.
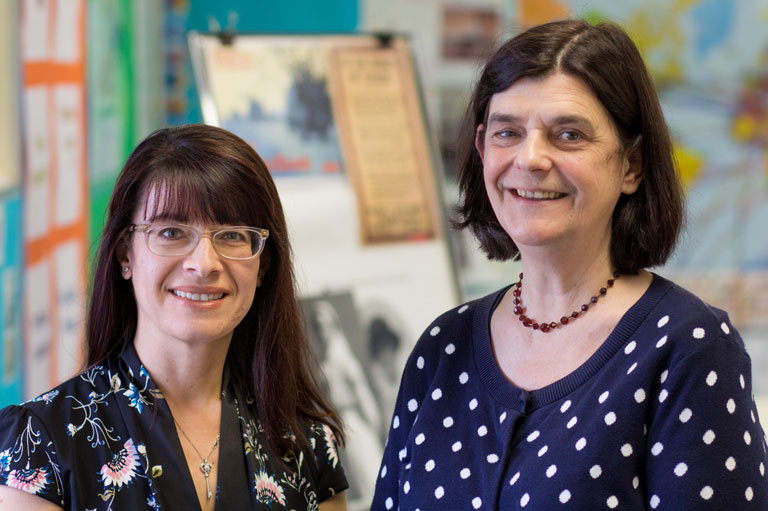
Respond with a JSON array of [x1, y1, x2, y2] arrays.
[[515, 242, 615, 318], [133, 333, 229, 407]]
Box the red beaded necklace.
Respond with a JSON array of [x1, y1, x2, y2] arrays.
[[512, 271, 620, 333]]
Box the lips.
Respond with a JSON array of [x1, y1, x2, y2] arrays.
[[171, 289, 225, 302]]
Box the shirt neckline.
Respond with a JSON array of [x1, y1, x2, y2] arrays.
[[472, 272, 673, 413]]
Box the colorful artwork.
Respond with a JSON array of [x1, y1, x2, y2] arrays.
[[21, 0, 88, 399], [192, 37, 346, 175]]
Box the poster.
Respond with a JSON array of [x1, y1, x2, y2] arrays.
[[0, 0, 23, 408], [0, 195, 23, 408], [21, 0, 87, 399], [301, 291, 397, 506], [329, 43, 440, 242]]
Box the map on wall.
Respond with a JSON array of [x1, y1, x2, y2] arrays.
[[520, 0, 768, 330]]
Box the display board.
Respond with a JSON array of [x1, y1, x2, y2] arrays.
[[21, 0, 88, 399], [0, 0, 23, 408], [189, 32, 459, 509]]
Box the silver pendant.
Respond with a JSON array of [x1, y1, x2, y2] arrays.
[[201, 460, 213, 498]]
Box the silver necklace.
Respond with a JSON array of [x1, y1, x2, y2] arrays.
[[173, 418, 220, 500]]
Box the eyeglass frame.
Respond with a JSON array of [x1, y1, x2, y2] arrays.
[[128, 223, 269, 260]]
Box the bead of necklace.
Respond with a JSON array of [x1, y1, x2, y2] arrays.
[[512, 271, 620, 333], [174, 418, 220, 500]]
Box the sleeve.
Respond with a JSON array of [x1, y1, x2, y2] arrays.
[[645, 337, 768, 509], [370, 335, 433, 511], [0, 405, 64, 506], [308, 421, 349, 502]]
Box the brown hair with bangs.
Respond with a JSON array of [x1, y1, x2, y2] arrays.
[[455, 19, 684, 273], [87, 123, 344, 455]]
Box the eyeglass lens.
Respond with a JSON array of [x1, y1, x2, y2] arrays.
[[147, 225, 263, 258]]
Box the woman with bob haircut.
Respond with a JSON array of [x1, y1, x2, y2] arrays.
[[373, 19, 767, 509], [0, 124, 348, 510]]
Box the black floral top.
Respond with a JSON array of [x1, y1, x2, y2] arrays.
[[0, 344, 347, 510]]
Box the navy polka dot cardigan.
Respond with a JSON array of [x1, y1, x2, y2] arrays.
[[372, 274, 768, 510]]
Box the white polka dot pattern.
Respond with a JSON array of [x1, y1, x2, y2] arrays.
[[370, 278, 768, 511]]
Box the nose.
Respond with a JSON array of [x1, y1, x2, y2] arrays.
[[182, 234, 223, 277], [515, 131, 553, 172]]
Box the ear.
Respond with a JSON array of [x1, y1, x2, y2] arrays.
[[256, 250, 271, 287], [475, 124, 486, 164], [116, 236, 134, 280], [621, 143, 643, 195]]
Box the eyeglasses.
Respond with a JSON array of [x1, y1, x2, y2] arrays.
[[129, 224, 269, 260]]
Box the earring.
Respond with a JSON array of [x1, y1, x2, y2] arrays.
[[123, 267, 129, 273]]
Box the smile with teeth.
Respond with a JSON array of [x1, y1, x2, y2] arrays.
[[514, 189, 565, 200], [172, 290, 225, 302]]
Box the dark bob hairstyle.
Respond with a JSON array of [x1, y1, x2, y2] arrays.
[[87, 124, 343, 455], [455, 19, 684, 274]]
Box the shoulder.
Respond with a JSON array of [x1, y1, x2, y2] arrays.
[[647, 275, 741, 342], [408, 288, 507, 365], [1, 362, 122, 446], [298, 420, 349, 501], [394, 288, 507, 405], [634, 274, 746, 366]]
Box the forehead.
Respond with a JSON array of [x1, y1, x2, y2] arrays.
[[487, 72, 614, 128], [133, 183, 218, 224]]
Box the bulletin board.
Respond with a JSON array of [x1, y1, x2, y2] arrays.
[[189, 32, 459, 509], [0, 0, 23, 408], [20, 0, 88, 399]]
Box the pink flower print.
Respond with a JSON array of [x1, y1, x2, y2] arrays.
[[6, 465, 51, 495], [100, 438, 140, 488], [254, 470, 286, 506], [322, 424, 339, 468]]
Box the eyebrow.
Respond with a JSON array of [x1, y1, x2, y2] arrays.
[[486, 112, 595, 129], [145, 213, 188, 224]]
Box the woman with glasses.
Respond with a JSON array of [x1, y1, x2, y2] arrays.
[[0, 124, 348, 510]]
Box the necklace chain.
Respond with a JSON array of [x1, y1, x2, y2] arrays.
[[512, 271, 620, 332], [173, 417, 220, 500]]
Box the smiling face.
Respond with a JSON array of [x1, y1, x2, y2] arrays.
[[120, 190, 262, 348], [476, 72, 642, 256]]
